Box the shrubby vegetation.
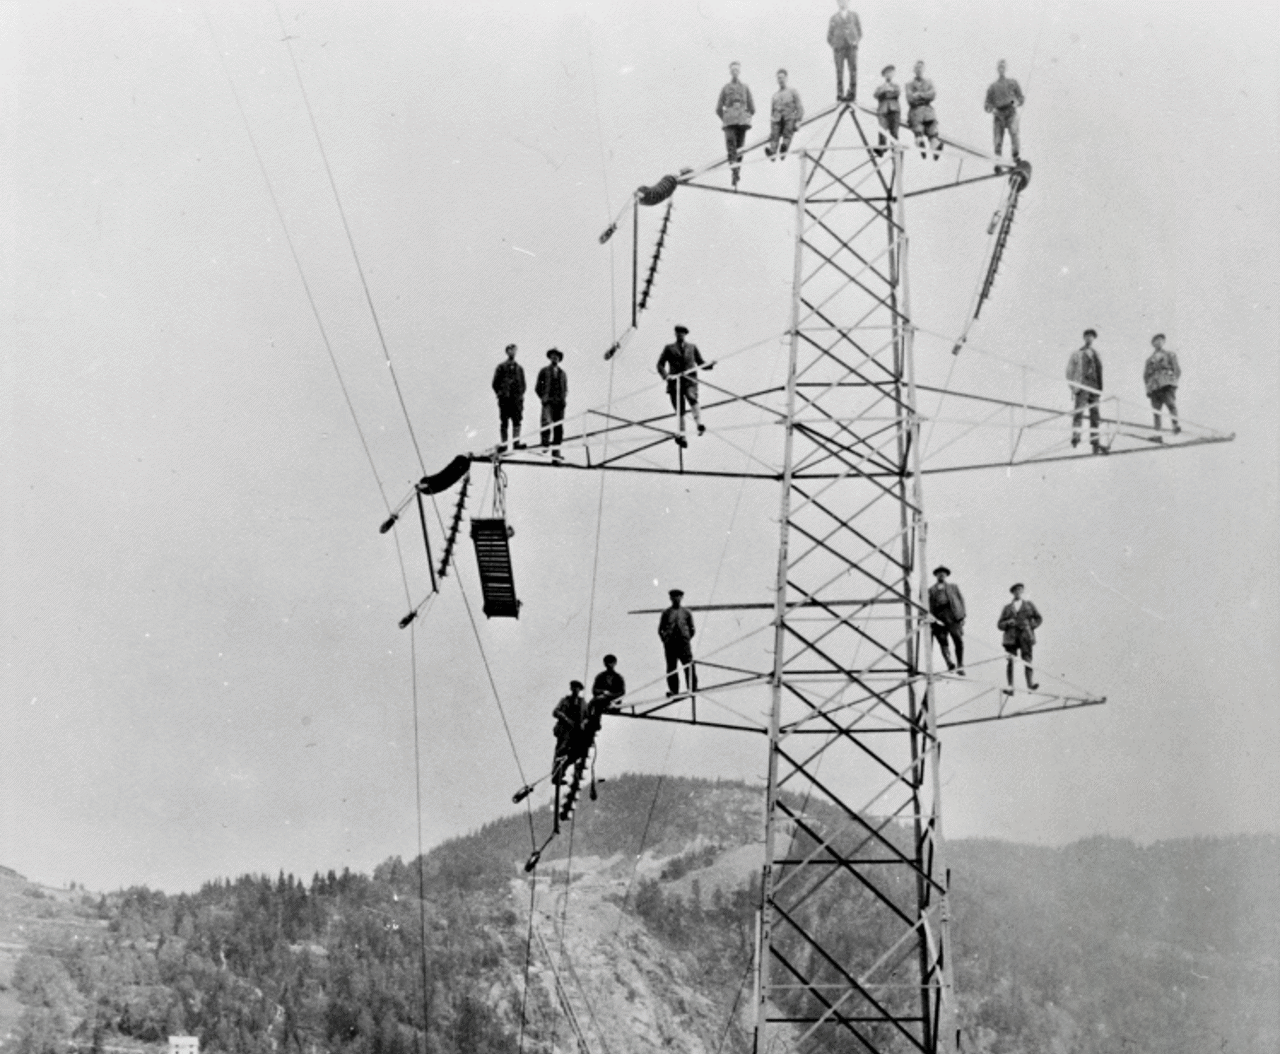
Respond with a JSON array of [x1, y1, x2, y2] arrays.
[[5, 778, 1276, 1054]]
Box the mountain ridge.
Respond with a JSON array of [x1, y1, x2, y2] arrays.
[[1, 775, 1276, 1053]]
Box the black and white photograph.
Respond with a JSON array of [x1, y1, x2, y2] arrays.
[[2, 3, 1277, 1052]]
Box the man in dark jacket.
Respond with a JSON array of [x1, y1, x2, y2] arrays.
[[828, 0, 862, 103], [658, 589, 697, 697], [657, 325, 714, 442], [716, 62, 755, 188], [535, 348, 568, 461], [928, 565, 966, 673], [998, 583, 1041, 692], [1066, 328, 1105, 453], [591, 654, 626, 710], [551, 681, 586, 785], [492, 343, 526, 451]]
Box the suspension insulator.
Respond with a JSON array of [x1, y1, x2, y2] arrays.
[[524, 849, 542, 873], [637, 175, 678, 206]]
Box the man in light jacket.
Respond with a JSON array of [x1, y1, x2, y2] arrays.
[[984, 59, 1025, 163], [765, 69, 804, 159], [1143, 333, 1181, 439]]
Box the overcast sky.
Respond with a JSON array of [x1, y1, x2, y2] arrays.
[[2, 1, 1277, 893]]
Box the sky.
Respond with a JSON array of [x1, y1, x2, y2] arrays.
[[1, 1, 1278, 893]]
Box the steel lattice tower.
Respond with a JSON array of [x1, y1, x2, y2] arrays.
[[399, 103, 1233, 1054], [754, 117, 954, 1054]]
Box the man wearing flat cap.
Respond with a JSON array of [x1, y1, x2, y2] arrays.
[[591, 654, 626, 710], [658, 589, 698, 697], [1143, 333, 1181, 440], [551, 680, 587, 785], [928, 565, 966, 673], [1066, 328, 1105, 454], [997, 583, 1041, 692], [535, 347, 568, 461], [657, 325, 713, 444]]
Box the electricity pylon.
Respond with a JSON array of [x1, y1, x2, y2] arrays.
[[398, 103, 1232, 1054]]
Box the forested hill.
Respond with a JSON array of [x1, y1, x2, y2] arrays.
[[2, 776, 1276, 1054]]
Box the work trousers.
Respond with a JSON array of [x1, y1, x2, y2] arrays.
[[1149, 386, 1179, 431], [876, 112, 899, 154], [931, 622, 964, 670], [723, 125, 749, 169], [663, 639, 697, 696], [498, 396, 523, 446], [1004, 640, 1035, 688], [667, 377, 702, 428], [769, 117, 799, 156], [833, 46, 858, 100], [1072, 389, 1100, 443], [540, 401, 565, 451], [993, 106, 1020, 158]]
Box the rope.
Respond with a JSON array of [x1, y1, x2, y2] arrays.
[[582, 17, 619, 680], [205, 18, 430, 1046], [612, 731, 676, 929], [273, 4, 428, 476], [713, 961, 755, 1054], [409, 621, 433, 1054], [552, 814, 577, 1052], [517, 877, 538, 1054], [203, 12, 399, 534]]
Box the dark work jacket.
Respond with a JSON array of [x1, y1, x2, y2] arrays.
[[657, 341, 705, 379], [492, 360, 526, 400], [998, 600, 1042, 647], [928, 581, 965, 624], [592, 669, 626, 703], [536, 364, 568, 405], [658, 606, 695, 644]]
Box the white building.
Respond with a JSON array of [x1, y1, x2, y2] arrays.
[[168, 1037, 199, 1054]]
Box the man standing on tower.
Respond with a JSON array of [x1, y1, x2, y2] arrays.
[[998, 583, 1042, 693], [984, 59, 1025, 164], [1144, 333, 1182, 439], [535, 347, 568, 461], [872, 65, 901, 156], [1066, 328, 1105, 454], [491, 343, 526, 452], [657, 325, 714, 442], [765, 68, 804, 159], [828, 0, 862, 103], [928, 566, 966, 673], [905, 61, 942, 159], [716, 62, 755, 189], [658, 589, 697, 697]]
